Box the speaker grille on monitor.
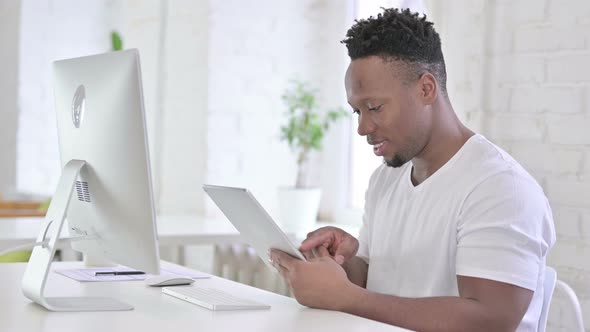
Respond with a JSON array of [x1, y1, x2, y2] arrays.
[[75, 181, 91, 203]]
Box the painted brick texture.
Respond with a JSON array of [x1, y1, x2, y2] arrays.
[[438, 0, 590, 330]]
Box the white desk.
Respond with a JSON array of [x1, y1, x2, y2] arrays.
[[0, 216, 359, 253], [0, 261, 407, 332], [0, 216, 242, 249]]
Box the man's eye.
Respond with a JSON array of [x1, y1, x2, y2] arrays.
[[368, 105, 382, 112]]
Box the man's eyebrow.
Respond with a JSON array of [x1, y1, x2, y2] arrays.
[[349, 97, 380, 106]]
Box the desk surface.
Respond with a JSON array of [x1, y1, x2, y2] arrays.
[[0, 262, 406, 332], [0, 215, 360, 249], [0, 216, 242, 248]]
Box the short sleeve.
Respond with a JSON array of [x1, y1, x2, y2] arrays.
[[456, 169, 556, 291]]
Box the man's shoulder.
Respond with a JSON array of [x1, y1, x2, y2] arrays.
[[459, 134, 537, 185], [459, 136, 547, 210]]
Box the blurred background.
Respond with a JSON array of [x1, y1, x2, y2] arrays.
[[1, 0, 589, 330]]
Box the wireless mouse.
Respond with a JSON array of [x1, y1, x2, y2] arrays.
[[144, 275, 195, 287]]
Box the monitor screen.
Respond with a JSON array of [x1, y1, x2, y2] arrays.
[[52, 49, 160, 274]]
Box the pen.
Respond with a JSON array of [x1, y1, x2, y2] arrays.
[[95, 271, 145, 276]]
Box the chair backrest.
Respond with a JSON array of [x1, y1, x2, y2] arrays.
[[539, 267, 585, 332], [538, 266, 557, 332], [555, 280, 585, 332]]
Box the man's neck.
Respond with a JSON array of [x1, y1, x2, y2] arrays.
[[410, 104, 473, 186]]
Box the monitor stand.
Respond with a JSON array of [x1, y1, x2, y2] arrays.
[[21, 159, 133, 311]]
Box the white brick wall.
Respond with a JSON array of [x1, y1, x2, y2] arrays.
[[13, 0, 209, 217], [552, 207, 582, 239], [436, 0, 590, 330], [487, 113, 545, 141], [205, 0, 348, 219], [0, 1, 20, 194], [509, 87, 583, 114], [547, 116, 590, 145], [6, 1, 344, 273], [12, 0, 346, 220], [514, 25, 587, 53], [547, 55, 590, 83], [17, 0, 117, 195], [510, 143, 583, 175]]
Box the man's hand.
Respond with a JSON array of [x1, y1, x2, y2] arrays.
[[299, 226, 359, 265], [269, 248, 359, 311]]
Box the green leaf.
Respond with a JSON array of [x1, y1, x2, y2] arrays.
[[111, 31, 123, 51], [280, 79, 350, 156]]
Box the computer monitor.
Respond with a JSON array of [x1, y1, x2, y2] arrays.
[[21, 49, 160, 312]]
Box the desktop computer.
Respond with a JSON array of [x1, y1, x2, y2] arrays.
[[21, 49, 161, 311]]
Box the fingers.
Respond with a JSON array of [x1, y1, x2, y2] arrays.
[[333, 236, 359, 262], [270, 249, 294, 290], [271, 256, 292, 289], [277, 264, 290, 286], [301, 246, 340, 265], [315, 245, 331, 258], [269, 249, 297, 271], [300, 235, 330, 252], [302, 246, 331, 260], [299, 228, 335, 252], [302, 250, 314, 260]]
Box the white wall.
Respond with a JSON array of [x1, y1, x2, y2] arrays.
[[434, 1, 590, 330], [0, 1, 20, 194], [205, 0, 350, 220], [153, 0, 209, 215], [7, 0, 349, 271], [17, 0, 112, 196], [14, 0, 209, 216], [11, 0, 348, 218], [102, 0, 170, 212], [312, 1, 353, 221]]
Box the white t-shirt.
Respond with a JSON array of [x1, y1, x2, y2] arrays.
[[357, 134, 555, 332]]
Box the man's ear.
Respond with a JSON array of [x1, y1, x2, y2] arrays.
[[419, 72, 438, 105]]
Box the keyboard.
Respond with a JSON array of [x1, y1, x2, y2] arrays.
[[162, 286, 271, 311]]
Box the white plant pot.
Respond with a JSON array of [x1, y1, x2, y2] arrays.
[[277, 187, 321, 233]]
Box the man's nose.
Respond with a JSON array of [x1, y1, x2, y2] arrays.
[[357, 113, 375, 136]]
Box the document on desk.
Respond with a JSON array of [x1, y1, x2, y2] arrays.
[[55, 265, 210, 282]]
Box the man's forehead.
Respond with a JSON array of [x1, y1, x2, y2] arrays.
[[345, 57, 402, 97]]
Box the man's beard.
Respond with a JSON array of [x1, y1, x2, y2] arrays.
[[385, 155, 408, 168]]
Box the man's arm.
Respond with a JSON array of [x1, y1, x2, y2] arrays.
[[341, 256, 368, 288], [271, 249, 533, 332], [341, 275, 533, 332]]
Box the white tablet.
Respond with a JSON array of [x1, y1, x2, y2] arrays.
[[203, 185, 307, 268]]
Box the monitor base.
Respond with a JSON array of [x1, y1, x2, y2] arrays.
[[41, 296, 133, 312], [21, 159, 134, 312]]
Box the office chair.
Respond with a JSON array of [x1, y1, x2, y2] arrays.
[[538, 266, 585, 332]]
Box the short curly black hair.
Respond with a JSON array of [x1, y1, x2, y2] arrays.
[[342, 8, 447, 95]]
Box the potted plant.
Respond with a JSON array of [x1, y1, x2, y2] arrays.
[[111, 31, 123, 51], [278, 79, 347, 231]]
